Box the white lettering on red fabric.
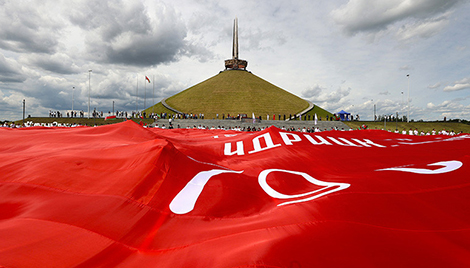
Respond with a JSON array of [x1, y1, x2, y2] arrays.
[[331, 137, 361, 146], [248, 133, 281, 154], [223, 133, 387, 156], [280, 132, 302, 145], [304, 134, 332, 145], [224, 141, 244, 156], [376, 160, 463, 174], [258, 169, 350, 207], [170, 169, 244, 214], [169, 168, 350, 214], [351, 138, 386, 147], [169, 160, 462, 214]]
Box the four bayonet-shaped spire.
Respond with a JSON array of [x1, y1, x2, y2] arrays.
[[225, 17, 247, 70], [232, 17, 239, 60]]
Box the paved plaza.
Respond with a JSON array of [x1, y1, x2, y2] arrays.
[[152, 118, 351, 131]]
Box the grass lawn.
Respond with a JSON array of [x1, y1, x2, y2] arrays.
[[343, 120, 470, 134], [143, 102, 174, 117]]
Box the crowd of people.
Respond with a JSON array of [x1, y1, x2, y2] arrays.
[[50, 110, 85, 118], [1, 119, 466, 136], [47, 109, 357, 122], [2, 121, 85, 128], [153, 123, 340, 132], [395, 128, 462, 136]]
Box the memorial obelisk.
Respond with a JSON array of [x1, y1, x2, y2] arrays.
[[225, 18, 248, 70]]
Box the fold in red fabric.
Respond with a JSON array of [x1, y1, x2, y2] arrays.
[[0, 121, 469, 267]]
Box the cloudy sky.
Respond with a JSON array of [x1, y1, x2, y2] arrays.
[[1, 0, 469, 121]]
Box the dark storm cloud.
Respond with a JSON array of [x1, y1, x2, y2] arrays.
[[0, 1, 61, 54], [301, 85, 323, 99], [28, 54, 81, 75], [29, 83, 75, 110], [177, 41, 214, 63], [70, 0, 188, 67], [69, 0, 152, 37], [0, 54, 26, 83], [102, 32, 186, 66]]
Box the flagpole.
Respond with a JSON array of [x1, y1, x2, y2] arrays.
[[88, 70, 92, 119], [152, 75, 155, 115], [144, 77, 147, 110]]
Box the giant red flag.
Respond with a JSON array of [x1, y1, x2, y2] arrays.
[[0, 121, 469, 267]]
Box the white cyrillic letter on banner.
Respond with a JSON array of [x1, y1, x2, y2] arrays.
[[280, 132, 302, 145], [351, 138, 386, 148], [224, 141, 245, 155], [170, 169, 243, 214], [304, 134, 332, 145], [248, 133, 281, 154], [258, 169, 350, 207]]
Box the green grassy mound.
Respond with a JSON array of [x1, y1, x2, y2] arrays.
[[148, 70, 325, 119]]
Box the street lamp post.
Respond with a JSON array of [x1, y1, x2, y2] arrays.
[[88, 70, 92, 119], [400, 91, 404, 121], [396, 112, 398, 130], [407, 74, 410, 123], [22, 99, 25, 126], [374, 103, 376, 121], [72, 86, 75, 115], [401, 91, 404, 120], [371, 99, 374, 121]]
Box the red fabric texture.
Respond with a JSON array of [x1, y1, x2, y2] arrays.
[[0, 121, 469, 267]]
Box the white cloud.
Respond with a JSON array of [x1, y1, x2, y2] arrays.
[[443, 78, 470, 92], [423, 98, 470, 120], [399, 65, 413, 70], [379, 90, 390, 95], [395, 12, 450, 41], [456, 78, 470, 84], [331, 0, 461, 40], [428, 82, 441, 89], [302, 85, 352, 112], [427, 102, 436, 109]]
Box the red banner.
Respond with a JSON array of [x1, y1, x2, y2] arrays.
[[0, 121, 469, 267]]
